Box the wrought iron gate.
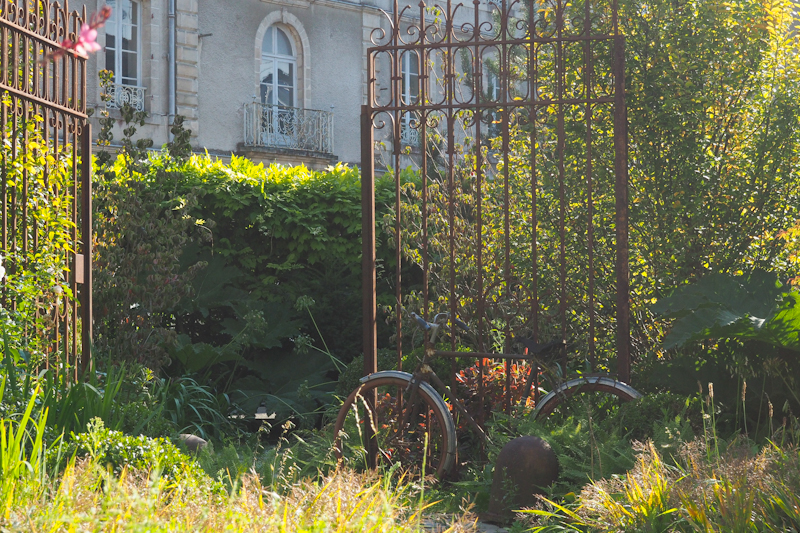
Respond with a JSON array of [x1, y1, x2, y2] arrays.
[[1, 1, 93, 378], [361, 0, 630, 401]]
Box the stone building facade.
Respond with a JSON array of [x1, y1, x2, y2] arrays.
[[76, 0, 497, 169]]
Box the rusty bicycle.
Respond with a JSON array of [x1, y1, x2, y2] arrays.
[[332, 311, 642, 478]]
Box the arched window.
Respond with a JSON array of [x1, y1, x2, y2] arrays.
[[105, 0, 140, 86], [260, 26, 296, 108]]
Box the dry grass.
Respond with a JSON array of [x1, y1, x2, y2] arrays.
[[2, 459, 480, 532], [522, 438, 800, 532]]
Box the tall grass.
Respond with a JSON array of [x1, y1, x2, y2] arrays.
[[3, 460, 478, 532], [0, 352, 129, 438], [0, 382, 52, 518], [522, 384, 800, 533], [523, 438, 800, 532]]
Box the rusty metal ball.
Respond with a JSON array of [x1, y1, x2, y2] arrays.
[[484, 435, 559, 524]]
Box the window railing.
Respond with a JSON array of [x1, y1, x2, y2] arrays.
[[401, 124, 420, 146], [104, 83, 146, 112], [243, 102, 334, 154], [400, 111, 421, 147]]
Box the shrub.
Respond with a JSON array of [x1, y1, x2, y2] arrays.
[[650, 270, 800, 438], [162, 155, 398, 366], [93, 127, 208, 370], [69, 418, 220, 492]]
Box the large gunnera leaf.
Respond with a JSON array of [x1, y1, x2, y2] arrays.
[[652, 270, 800, 351]]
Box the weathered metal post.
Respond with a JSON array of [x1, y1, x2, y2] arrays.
[[360, 104, 378, 469], [80, 122, 93, 376], [361, 105, 377, 379], [613, 34, 631, 384]]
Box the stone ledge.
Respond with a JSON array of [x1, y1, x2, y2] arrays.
[[237, 143, 338, 171], [260, 0, 311, 8]]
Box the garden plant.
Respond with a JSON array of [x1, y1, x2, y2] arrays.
[[1, 0, 800, 529]]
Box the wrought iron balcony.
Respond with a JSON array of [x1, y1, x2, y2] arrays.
[[104, 83, 146, 112], [243, 102, 334, 154], [401, 124, 420, 146]]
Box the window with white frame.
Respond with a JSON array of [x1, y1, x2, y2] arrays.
[[400, 51, 420, 146], [486, 68, 502, 138], [259, 25, 298, 142], [105, 0, 140, 86], [260, 26, 296, 108], [103, 0, 144, 111]]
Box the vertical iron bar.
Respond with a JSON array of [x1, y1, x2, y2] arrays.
[[22, 8, 29, 98], [528, 0, 538, 343], [361, 103, 378, 470], [584, 0, 596, 369], [394, 71, 403, 373], [0, 11, 4, 307], [500, 0, 512, 415], [71, 114, 80, 377], [80, 5, 87, 114], [392, 0, 403, 373], [361, 105, 378, 378], [421, 1, 430, 325], [528, 0, 540, 404], [1, 19, 7, 90], [1, 81, 6, 311], [21, 100, 28, 280], [528, 5, 539, 342], [447, 111, 457, 393], [473, 0, 485, 418], [556, 0, 568, 371], [80, 122, 92, 376], [613, 35, 630, 383], [422, 106, 429, 319], [37, 106, 51, 355], [10, 98, 17, 314], [444, 0, 458, 391]]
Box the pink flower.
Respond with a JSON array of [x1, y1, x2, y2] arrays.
[[41, 6, 111, 63], [74, 24, 102, 57]]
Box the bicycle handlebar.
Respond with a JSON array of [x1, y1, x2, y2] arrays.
[[411, 312, 470, 332], [516, 337, 566, 355], [411, 312, 431, 330], [410, 311, 565, 363]]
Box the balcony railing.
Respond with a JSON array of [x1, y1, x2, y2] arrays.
[[401, 124, 420, 146], [104, 83, 146, 112], [243, 102, 334, 154]]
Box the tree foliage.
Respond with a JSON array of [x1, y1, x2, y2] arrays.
[[391, 0, 800, 370], [624, 0, 800, 288]]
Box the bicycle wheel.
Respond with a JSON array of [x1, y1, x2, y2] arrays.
[[333, 371, 457, 478], [531, 376, 642, 420]]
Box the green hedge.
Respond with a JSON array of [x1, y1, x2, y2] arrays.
[[94, 153, 404, 423]]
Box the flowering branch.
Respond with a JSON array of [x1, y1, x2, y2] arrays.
[[42, 5, 111, 62]]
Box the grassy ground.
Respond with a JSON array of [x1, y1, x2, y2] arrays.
[[3, 373, 799, 532], [519, 438, 800, 532], [3, 459, 479, 532]]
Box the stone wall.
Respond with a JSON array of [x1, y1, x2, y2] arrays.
[[176, 0, 200, 138]]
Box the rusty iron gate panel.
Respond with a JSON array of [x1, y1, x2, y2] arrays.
[[362, 0, 630, 404], [1, 0, 93, 379]]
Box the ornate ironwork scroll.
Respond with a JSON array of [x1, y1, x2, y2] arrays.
[[361, 0, 630, 404], [244, 101, 334, 154], [1, 0, 93, 378], [105, 83, 146, 112]]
